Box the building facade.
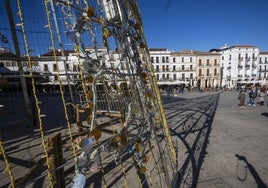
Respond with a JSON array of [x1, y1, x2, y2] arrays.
[[195, 51, 221, 88], [258, 52, 268, 85], [1, 45, 268, 90], [216, 45, 260, 89]]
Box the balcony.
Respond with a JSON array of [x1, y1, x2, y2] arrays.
[[237, 65, 243, 69], [259, 69, 267, 72], [238, 57, 243, 61]]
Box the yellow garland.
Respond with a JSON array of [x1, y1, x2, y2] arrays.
[[0, 134, 15, 188], [43, 0, 77, 163], [16, 0, 54, 187]]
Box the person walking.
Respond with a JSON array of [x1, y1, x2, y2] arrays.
[[248, 88, 256, 106], [259, 87, 266, 106], [238, 90, 246, 108]]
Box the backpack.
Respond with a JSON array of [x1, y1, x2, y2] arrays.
[[249, 91, 255, 98]]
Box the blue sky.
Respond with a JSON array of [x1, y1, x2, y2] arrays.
[[138, 0, 268, 52], [0, 0, 268, 55]]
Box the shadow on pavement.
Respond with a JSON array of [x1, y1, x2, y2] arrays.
[[235, 154, 267, 188], [261, 112, 268, 118], [162, 93, 219, 187]]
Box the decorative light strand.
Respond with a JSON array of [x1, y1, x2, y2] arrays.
[[16, 0, 54, 186], [0, 134, 15, 188], [43, 0, 77, 162]]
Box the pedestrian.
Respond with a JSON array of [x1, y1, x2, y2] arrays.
[[258, 87, 266, 106], [238, 90, 246, 108], [248, 88, 256, 106]]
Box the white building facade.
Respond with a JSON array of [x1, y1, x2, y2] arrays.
[[216, 45, 260, 89], [258, 52, 268, 86]]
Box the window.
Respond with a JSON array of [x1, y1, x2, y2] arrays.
[[182, 65, 185, 70], [199, 69, 202, 76], [66, 63, 70, 71], [162, 57, 165, 63], [173, 57, 175, 63], [190, 57, 192, 62], [166, 56, 169, 63], [162, 74, 165, 79], [173, 65, 176, 71], [182, 73, 185, 79], [156, 65, 159, 71], [156, 57, 159, 63], [214, 59, 217, 65], [44, 64, 48, 72], [238, 54, 241, 59], [182, 57, 184, 62], [206, 69, 209, 76], [162, 65, 165, 71], [53, 64, 57, 71], [101, 61, 106, 67], [190, 73, 193, 79], [22, 61, 28, 66], [173, 74, 176, 80], [12, 61, 17, 66], [167, 74, 169, 79], [73, 65, 77, 71], [166, 65, 169, 71], [156, 74, 159, 80], [190, 65, 193, 70], [6, 61, 11, 67], [214, 68, 217, 75], [199, 59, 202, 66], [222, 56, 224, 60], [246, 53, 248, 59], [229, 55, 231, 60], [151, 57, 154, 63], [54, 75, 58, 81], [206, 59, 209, 65]]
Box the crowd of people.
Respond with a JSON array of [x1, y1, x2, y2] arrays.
[[238, 85, 267, 109]]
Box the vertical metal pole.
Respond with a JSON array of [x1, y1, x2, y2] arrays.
[[50, 0, 74, 103], [5, 0, 30, 109]]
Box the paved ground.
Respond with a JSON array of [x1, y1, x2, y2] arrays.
[[198, 91, 268, 188], [1, 91, 267, 187], [163, 91, 268, 188]]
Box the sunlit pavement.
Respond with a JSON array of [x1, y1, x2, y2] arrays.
[[163, 91, 268, 188]]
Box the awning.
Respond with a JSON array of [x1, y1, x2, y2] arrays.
[[157, 80, 186, 85]]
